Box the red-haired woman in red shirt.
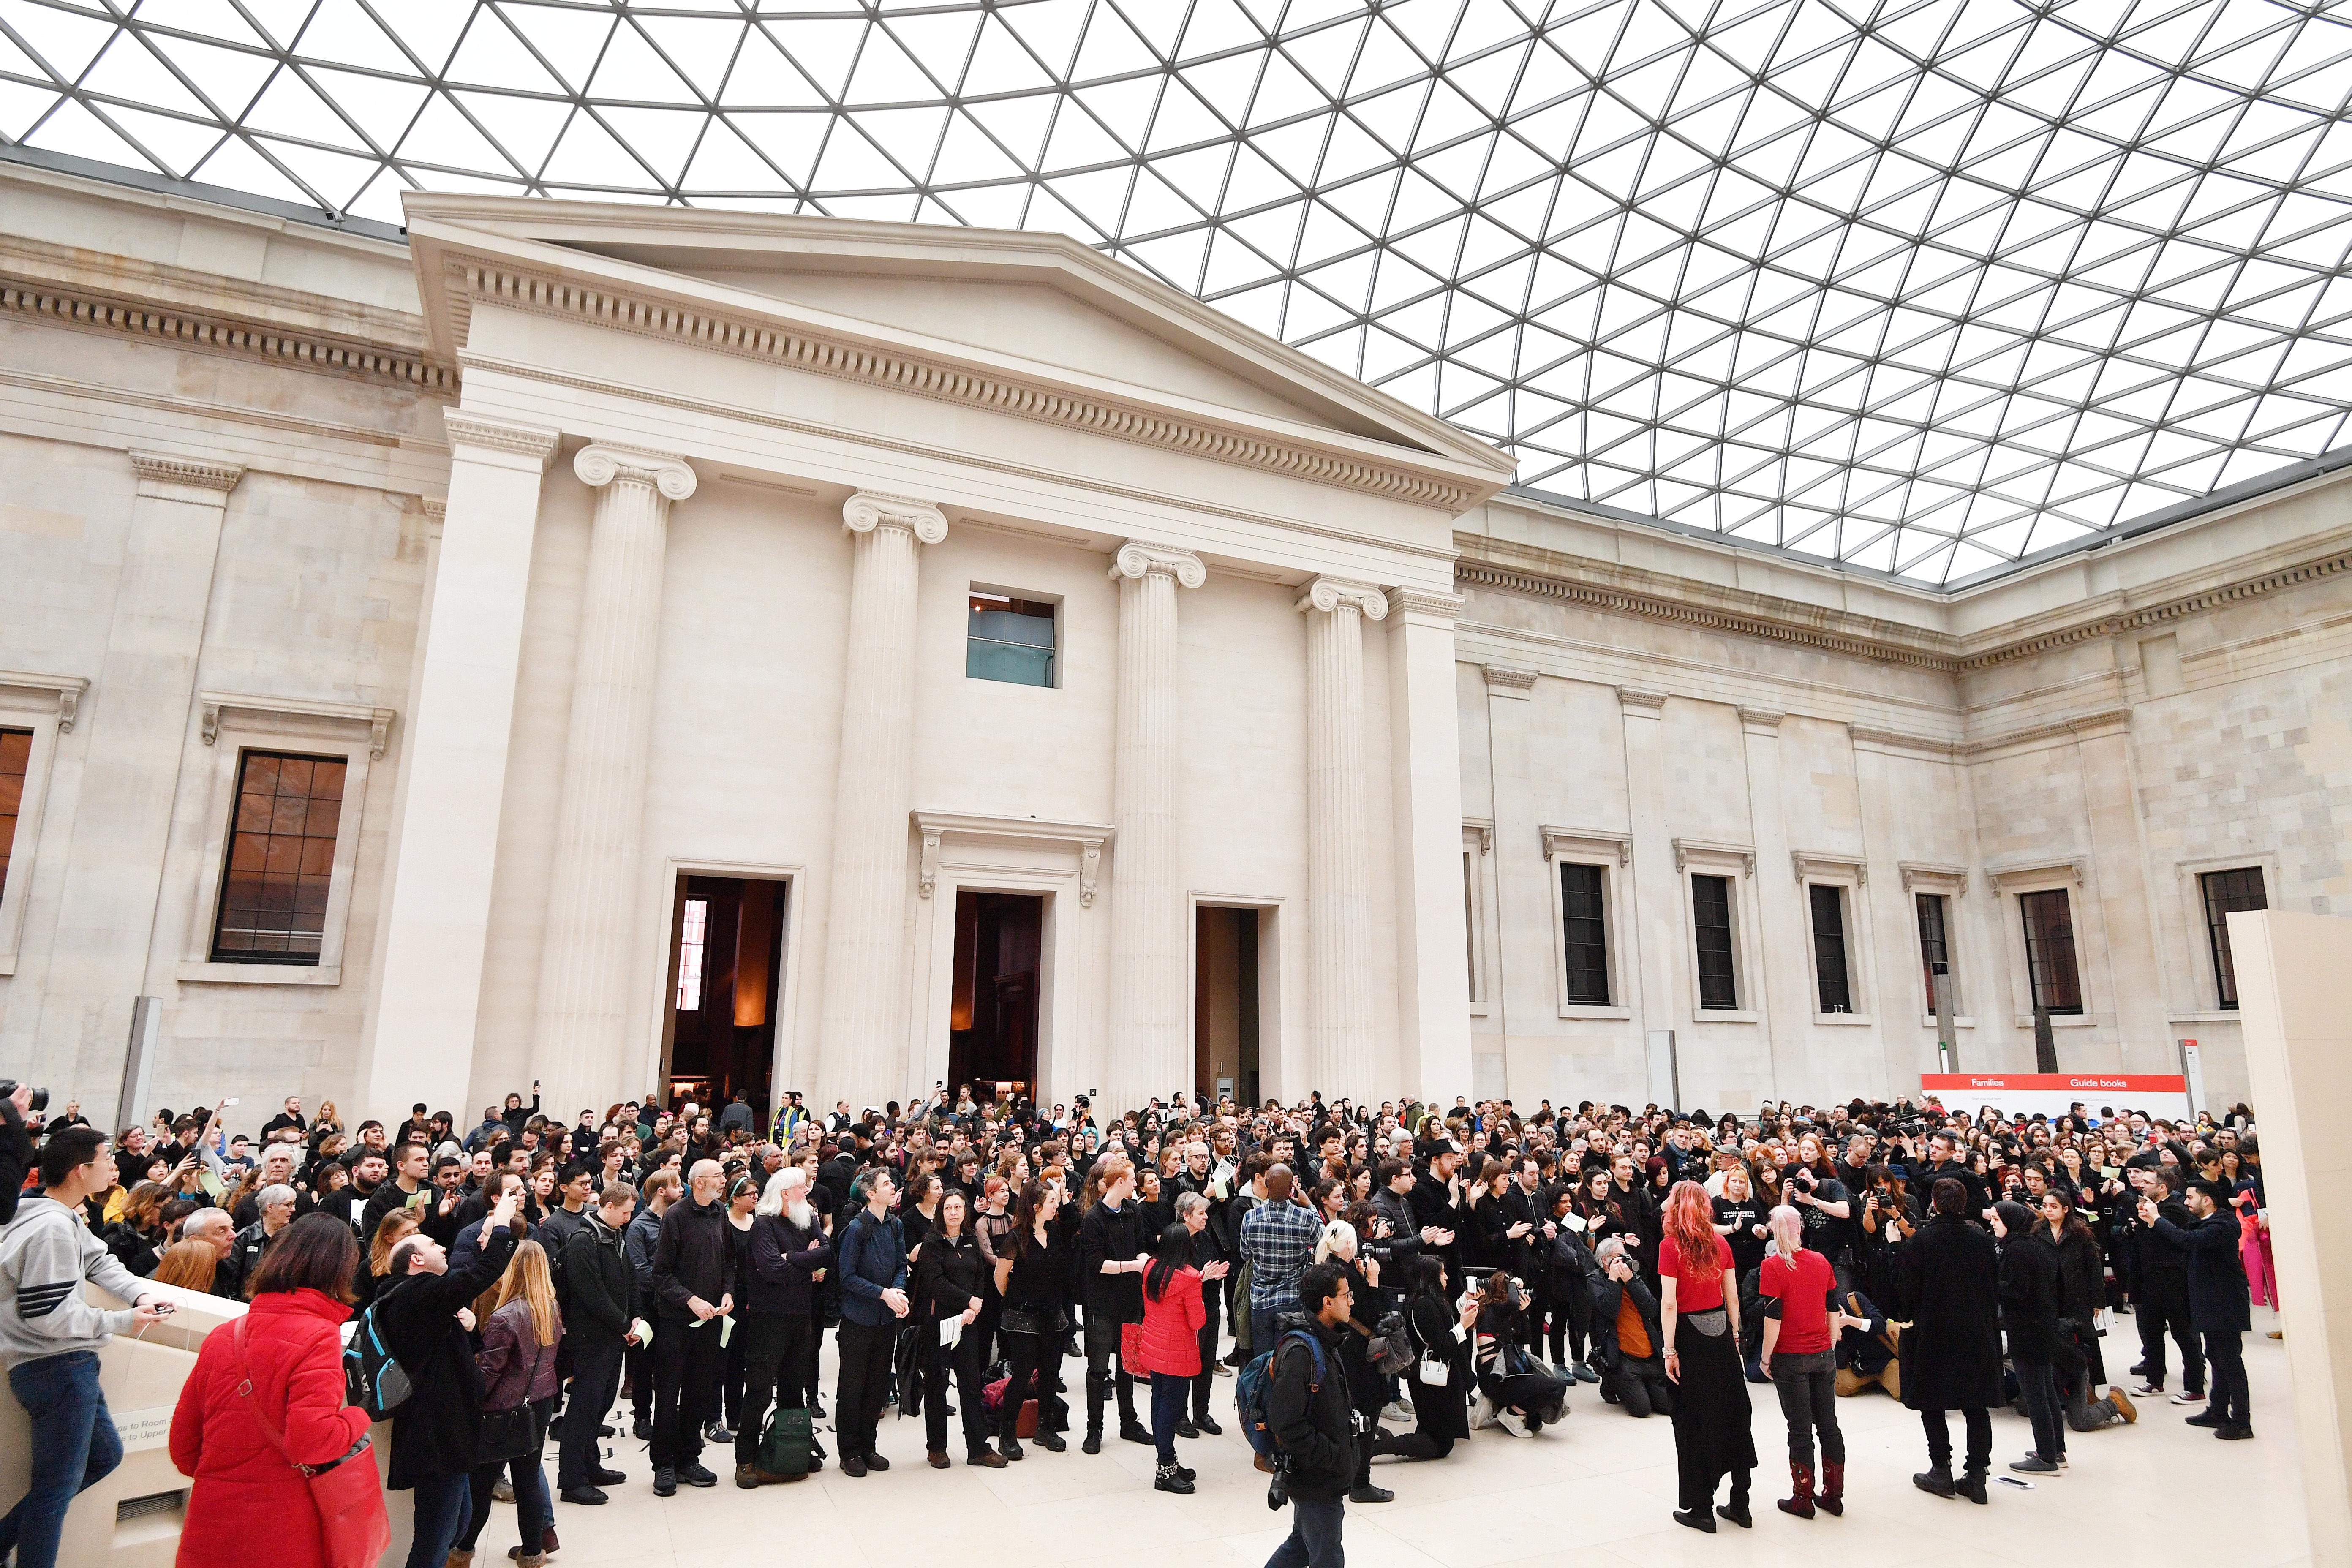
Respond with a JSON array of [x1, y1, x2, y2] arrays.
[[1659, 1179, 1756, 1534]]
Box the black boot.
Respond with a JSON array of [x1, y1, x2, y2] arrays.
[[1956, 1468, 1989, 1505], [1719, 1474, 1753, 1529], [1913, 1466, 1957, 1498]]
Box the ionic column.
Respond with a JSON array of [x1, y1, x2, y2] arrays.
[[532, 445, 697, 1115], [1104, 541, 1205, 1113], [1298, 577, 1388, 1099], [817, 491, 947, 1112]]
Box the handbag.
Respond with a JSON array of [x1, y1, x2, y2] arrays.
[[1119, 1320, 1144, 1369], [229, 1316, 390, 1568], [757, 1404, 813, 1479], [477, 1331, 549, 1464]]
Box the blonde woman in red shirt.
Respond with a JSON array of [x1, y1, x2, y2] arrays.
[[1759, 1204, 1854, 1519], [1659, 1179, 1755, 1534]]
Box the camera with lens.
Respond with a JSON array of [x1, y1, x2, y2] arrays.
[[0, 1081, 46, 1114]]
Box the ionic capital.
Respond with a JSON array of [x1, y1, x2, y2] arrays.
[[1109, 540, 1206, 588], [574, 444, 698, 501], [1294, 576, 1390, 619], [842, 490, 948, 544]]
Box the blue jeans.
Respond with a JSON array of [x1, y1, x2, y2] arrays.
[[404, 1470, 474, 1568], [0, 1352, 121, 1568], [1150, 1371, 1187, 1465], [1250, 1305, 1282, 1361], [1265, 1497, 1345, 1568]]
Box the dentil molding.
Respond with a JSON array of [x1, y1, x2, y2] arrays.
[[843, 490, 949, 544], [441, 413, 559, 465], [1617, 686, 1669, 715], [128, 451, 243, 494], [1482, 664, 1538, 698], [1109, 540, 1207, 588], [1295, 577, 1391, 618], [574, 444, 698, 501]]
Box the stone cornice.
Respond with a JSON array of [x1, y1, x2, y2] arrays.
[[442, 253, 1486, 510], [1481, 664, 1538, 696], [128, 451, 243, 493], [441, 413, 559, 465], [0, 670, 87, 732], [1386, 586, 1468, 620], [199, 691, 395, 758], [1956, 544, 2352, 669], [0, 234, 454, 394], [1961, 707, 2132, 757], [1617, 686, 1669, 715]]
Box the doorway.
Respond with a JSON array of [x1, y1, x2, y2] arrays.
[[662, 875, 786, 1125], [1195, 906, 1261, 1105], [948, 890, 1041, 1098]]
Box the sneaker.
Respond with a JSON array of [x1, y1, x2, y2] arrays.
[[493, 1477, 515, 1504], [558, 1486, 607, 1507], [1193, 1413, 1224, 1435], [652, 1468, 677, 1497], [2010, 1454, 2060, 1474], [1156, 1464, 1196, 1495], [863, 1452, 890, 1471], [1348, 1484, 1395, 1503], [1083, 1430, 1103, 1455], [1213, 1361, 1235, 1377], [1470, 1394, 1499, 1430], [1495, 1409, 1531, 1439], [1573, 1361, 1601, 1384], [841, 1455, 867, 1478], [633, 1416, 653, 1443], [2185, 1411, 2226, 1429], [2132, 1381, 2164, 1397], [703, 1422, 733, 1446], [2171, 1390, 2208, 1405], [969, 1450, 1008, 1468], [1381, 1402, 1416, 1425], [1120, 1420, 1154, 1446], [1173, 1421, 1199, 1440], [2216, 1424, 2255, 1440], [590, 1467, 625, 1486], [679, 1462, 717, 1488]]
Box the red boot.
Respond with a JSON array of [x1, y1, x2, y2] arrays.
[[1818, 1460, 1845, 1517], [1777, 1459, 1816, 1519]]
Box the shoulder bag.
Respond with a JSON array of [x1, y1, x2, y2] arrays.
[[477, 1325, 550, 1463], [229, 1315, 390, 1568]]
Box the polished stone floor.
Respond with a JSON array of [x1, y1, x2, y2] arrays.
[[520, 1309, 2307, 1568]]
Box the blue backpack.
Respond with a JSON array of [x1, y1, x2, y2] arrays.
[[1237, 1328, 1326, 1459], [343, 1300, 412, 1421]]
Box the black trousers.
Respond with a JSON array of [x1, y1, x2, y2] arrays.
[[1919, 1406, 1991, 1475], [798, 1305, 826, 1407], [835, 1319, 896, 1461], [2204, 1328, 2249, 1428], [650, 1315, 724, 1470], [734, 1311, 814, 1467], [1082, 1310, 1138, 1432], [923, 1332, 991, 1457], [1001, 1327, 1069, 1437], [1190, 1277, 1222, 1421], [2138, 1282, 2203, 1393], [625, 1292, 654, 1425], [557, 1335, 624, 1492]]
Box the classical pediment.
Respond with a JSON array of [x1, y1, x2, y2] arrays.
[[402, 196, 1514, 515]]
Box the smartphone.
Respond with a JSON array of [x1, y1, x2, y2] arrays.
[[152, 1301, 176, 1315], [223, 1098, 239, 1107]]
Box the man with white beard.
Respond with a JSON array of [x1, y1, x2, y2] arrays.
[[735, 1167, 836, 1483]]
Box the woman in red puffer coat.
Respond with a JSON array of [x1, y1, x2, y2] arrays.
[[171, 1215, 374, 1568], [1132, 1221, 1207, 1496]]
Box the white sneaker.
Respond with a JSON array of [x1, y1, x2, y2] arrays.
[[1470, 1394, 1500, 1431], [2170, 1391, 2206, 1405], [1495, 1409, 1530, 1439], [1380, 1401, 1415, 1425], [2131, 1382, 2163, 1396]]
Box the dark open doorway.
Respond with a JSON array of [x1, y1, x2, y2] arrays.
[[1195, 906, 1260, 1105], [949, 890, 1041, 1099], [663, 874, 786, 1127]]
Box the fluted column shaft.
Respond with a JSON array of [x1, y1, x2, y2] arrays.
[[534, 445, 696, 1114], [1299, 577, 1387, 1099], [1105, 541, 1205, 1112], [818, 492, 948, 1112]]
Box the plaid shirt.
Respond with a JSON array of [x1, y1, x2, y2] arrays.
[[1240, 1197, 1323, 1311]]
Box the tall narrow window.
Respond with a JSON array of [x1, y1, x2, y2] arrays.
[[1691, 874, 1737, 1009], [2199, 868, 2267, 1010], [1561, 863, 1610, 1004], [211, 751, 346, 964], [1462, 852, 1478, 998], [1916, 893, 1953, 1010], [967, 591, 1056, 687], [2018, 889, 2084, 1015], [0, 729, 28, 905], [675, 898, 709, 1012], [1809, 884, 1852, 1012]]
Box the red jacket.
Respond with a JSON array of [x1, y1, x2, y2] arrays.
[[171, 1288, 371, 1568], [1132, 1265, 1206, 1377]]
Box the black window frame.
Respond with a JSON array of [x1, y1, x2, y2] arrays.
[[1915, 891, 1953, 1011], [1560, 861, 1610, 1006], [2017, 888, 2084, 1016], [210, 748, 347, 966], [2197, 867, 2267, 1010], [1808, 882, 1853, 1013], [1691, 873, 1738, 1010]]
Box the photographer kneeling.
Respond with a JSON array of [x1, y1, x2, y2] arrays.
[[1472, 1271, 1568, 1436], [1589, 1237, 1673, 1418]]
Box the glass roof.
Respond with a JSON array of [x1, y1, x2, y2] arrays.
[[7, 0, 2352, 587]]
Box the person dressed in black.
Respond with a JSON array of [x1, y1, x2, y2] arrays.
[[1076, 1159, 1150, 1453], [649, 1159, 735, 1495], [1894, 1177, 2000, 1503], [832, 1165, 910, 1477], [1262, 1261, 1357, 1568], [2128, 1169, 2205, 1400], [915, 1190, 1005, 1469], [1995, 1199, 2067, 1473], [556, 1182, 636, 1505], [2143, 1178, 2254, 1439], [991, 1178, 1073, 1461], [737, 1166, 832, 1482], [1384, 1255, 1474, 1460]]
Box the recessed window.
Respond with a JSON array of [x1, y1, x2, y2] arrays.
[[1916, 892, 1955, 1011], [1692, 874, 1738, 1010], [1809, 884, 1852, 1013], [967, 591, 1056, 687], [2198, 868, 2266, 1010], [2018, 889, 2084, 1015], [675, 898, 709, 1013], [0, 729, 28, 906], [1561, 862, 1610, 1005], [211, 751, 346, 964]]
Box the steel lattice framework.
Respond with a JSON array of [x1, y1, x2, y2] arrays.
[[7, 0, 2352, 586]]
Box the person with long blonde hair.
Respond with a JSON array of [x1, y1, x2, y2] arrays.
[[451, 1240, 564, 1568], [1659, 1179, 1756, 1533], [1759, 1204, 1849, 1519]]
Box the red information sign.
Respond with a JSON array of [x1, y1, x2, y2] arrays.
[[1919, 1073, 2190, 1120]]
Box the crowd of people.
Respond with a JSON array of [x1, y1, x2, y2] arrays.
[[0, 1075, 2279, 1568]]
